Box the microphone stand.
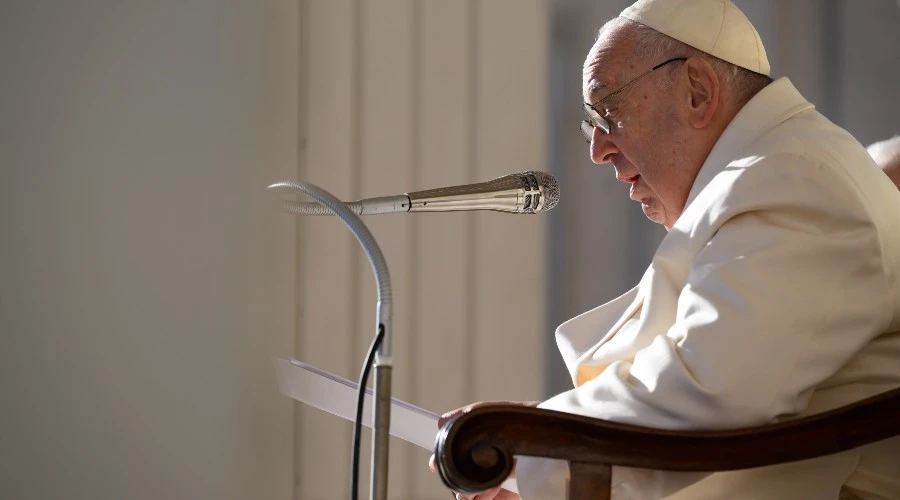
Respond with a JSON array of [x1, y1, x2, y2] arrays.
[[268, 181, 392, 500]]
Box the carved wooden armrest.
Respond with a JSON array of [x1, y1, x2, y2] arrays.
[[435, 388, 900, 499]]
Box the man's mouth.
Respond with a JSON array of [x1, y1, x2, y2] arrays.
[[626, 174, 641, 199]]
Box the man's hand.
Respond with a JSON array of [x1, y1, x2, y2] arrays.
[[429, 401, 540, 500], [446, 486, 520, 500], [436, 400, 541, 428]]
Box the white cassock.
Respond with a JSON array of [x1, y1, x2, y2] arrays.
[[516, 78, 900, 500]]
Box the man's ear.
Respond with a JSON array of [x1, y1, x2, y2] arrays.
[[684, 57, 719, 129]]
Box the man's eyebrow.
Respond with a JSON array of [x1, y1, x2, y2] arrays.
[[587, 81, 608, 103]]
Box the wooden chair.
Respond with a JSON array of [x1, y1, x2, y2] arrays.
[[435, 387, 900, 500]]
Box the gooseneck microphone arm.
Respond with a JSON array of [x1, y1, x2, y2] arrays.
[[267, 180, 392, 500]]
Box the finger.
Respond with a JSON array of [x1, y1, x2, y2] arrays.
[[479, 488, 519, 500], [438, 400, 542, 428], [437, 401, 498, 427], [472, 486, 503, 499], [440, 401, 512, 427], [496, 488, 521, 500], [438, 406, 468, 428], [429, 454, 437, 474]]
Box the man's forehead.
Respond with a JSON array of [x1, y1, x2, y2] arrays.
[[583, 60, 622, 103], [582, 40, 631, 101], [583, 19, 637, 101]]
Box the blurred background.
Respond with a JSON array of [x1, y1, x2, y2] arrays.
[[1, 1, 897, 500]]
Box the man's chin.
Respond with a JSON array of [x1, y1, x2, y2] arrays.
[[640, 202, 665, 225]]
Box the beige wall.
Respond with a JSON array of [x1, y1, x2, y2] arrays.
[[0, 2, 298, 499], [6, 0, 891, 499], [296, 1, 549, 498], [10, 0, 893, 498], [0, 1, 551, 498]]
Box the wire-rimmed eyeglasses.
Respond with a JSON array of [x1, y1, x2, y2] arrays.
[[580, 57, 687, 143]]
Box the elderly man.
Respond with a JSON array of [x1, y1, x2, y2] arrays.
[[439, 1, 900, 499]]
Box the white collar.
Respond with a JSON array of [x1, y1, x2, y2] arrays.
[[681, 77, 814, 213]]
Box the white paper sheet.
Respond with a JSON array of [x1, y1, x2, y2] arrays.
[[274, 357, 518, 494]]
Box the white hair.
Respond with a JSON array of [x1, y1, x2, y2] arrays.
[[868, 135, 900, 185], [868, 135, 900, 163]]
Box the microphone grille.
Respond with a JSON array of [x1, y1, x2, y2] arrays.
[[526, 171, 559, 213]]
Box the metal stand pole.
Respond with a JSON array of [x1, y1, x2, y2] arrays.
[[267, 181, 393, 500], [371, 363, 392, 500]]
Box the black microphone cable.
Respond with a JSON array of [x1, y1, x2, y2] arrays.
[[350, 323, 385, 500]]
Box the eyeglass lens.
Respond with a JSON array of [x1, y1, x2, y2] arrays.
[[581, 104, 610, 143], [580, 120, 594, 143]]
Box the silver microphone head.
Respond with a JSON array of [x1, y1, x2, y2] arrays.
[[519, 171, 559, 213], [487, 171, 560, 213]]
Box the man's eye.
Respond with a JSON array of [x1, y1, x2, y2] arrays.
[[603, 108, 622, 129]]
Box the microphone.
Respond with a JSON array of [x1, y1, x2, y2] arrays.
[[269, 171, 559, 216]]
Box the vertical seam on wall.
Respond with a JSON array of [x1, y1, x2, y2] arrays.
[[408, 0, 423, 495], [821, 0, 843, 126], [294, 0, 309, 497], [464, 0, 479, 403], [545, 0, 562, 399], [349, 0, 365, 377]]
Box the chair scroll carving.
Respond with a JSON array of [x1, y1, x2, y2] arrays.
[[435, 388, 900, 500]]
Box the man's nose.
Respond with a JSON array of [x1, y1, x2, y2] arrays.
[[590, 129, 619, 165]]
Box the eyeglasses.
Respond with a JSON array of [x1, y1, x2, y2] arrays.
[[580, 57, 687, 143]]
